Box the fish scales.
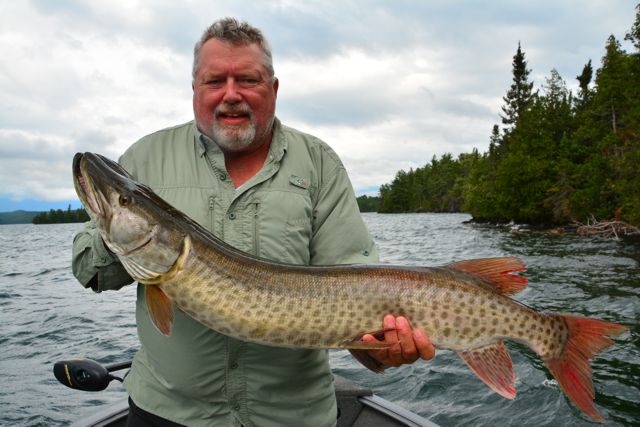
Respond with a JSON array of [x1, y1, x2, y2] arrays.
[[164, 244, 561, 357], [72, 152, 628, 422]]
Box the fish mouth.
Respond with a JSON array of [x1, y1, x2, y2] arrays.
[[73, 153, 104, 218]]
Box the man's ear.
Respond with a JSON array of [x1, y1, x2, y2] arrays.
[[273, 78, 279, 98]]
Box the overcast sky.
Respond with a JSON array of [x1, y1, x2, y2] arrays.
[[0, 0, 636, 212]]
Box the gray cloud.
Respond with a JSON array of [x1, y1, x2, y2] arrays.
[[0, 0, 636, 207]]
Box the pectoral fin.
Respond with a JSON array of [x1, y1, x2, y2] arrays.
[[145, 285, 173, 336], [458, 341, 515, 399]]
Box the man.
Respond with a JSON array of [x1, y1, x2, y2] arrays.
[[72, 18, 434, 427]]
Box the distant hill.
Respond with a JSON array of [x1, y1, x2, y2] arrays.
[[0, 210, 39, 224]]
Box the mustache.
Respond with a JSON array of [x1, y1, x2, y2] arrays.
[[214, 103, 253, 117]]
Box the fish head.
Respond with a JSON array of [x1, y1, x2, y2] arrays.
[[72, 153, 188, 282], [73, 152, 159, 253]]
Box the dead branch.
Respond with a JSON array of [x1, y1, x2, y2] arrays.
[[573, 216, 640, 238]]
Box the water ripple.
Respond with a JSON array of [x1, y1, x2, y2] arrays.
[[1, 217, 638, 426]]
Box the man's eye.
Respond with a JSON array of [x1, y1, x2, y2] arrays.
[[206, 79, 223, 87], [239, 78, 260, 87]]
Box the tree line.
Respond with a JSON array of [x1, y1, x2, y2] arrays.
[[32, 205, 89, 224], [375, 5, 640, 227]]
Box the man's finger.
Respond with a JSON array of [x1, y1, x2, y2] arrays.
[[413, 329, 436, 361], [383, 314, 398, 343], [396, 316, 418, 362], [362, 333, 389, 363]]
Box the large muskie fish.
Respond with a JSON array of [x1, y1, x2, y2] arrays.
[[73, 152, 627, 422]]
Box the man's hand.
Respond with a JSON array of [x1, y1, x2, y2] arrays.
[[362, 314, 435, 367]]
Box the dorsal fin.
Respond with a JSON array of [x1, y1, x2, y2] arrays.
[[449, 257, 527, 296]]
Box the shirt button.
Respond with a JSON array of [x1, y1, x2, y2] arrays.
[[228, 212, 236, 220], [233, 403, 240, 411], [230, 362, 239, 369], [219, 173, 227, 181]]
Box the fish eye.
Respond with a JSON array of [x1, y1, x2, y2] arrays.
[[119, 195, 132, 206]]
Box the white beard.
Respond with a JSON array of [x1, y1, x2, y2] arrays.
[[211, 120, 257, 152]]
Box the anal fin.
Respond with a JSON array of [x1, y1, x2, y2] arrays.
[[458, 341, 515, 399], [145, 285, 174, 336]]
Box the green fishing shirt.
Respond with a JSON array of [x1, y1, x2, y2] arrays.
[[71, 118, 379, 427]]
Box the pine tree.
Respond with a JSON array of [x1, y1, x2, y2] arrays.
[[625, 4, 640, 51], [500, 43, 534, 132], [575, 60, 593, 110], [594, 35, 627, 135]]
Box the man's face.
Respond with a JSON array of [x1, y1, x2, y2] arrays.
[[192, 39, 279, 153]]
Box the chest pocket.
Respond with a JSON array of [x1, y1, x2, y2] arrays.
[[254, 188, 313, 265]]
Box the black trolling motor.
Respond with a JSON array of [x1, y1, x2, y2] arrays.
[[53, 359, 132, 392]]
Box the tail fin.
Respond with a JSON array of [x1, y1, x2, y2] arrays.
[[544, 314, 627, 423]]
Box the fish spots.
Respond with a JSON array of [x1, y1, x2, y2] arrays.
[[252, 327, 267, 337], [308, 332, 322, 343]]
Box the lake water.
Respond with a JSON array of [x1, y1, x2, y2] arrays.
[[0, 213, 638, 426]]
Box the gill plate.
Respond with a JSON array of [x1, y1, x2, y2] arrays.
[[120, 235, 192, 285]]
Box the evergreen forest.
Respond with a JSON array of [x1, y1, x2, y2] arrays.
[[32, 205, 89, 224], [376, 5, 640, 227]]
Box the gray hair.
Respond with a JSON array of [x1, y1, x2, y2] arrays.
[[192, 18, 275, 80]]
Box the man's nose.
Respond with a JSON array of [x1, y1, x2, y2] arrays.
[[222, 78, 242, 103]]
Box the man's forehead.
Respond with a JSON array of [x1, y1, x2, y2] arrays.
[[202, 39, 262, 58], [198, 40, 266, 71]]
